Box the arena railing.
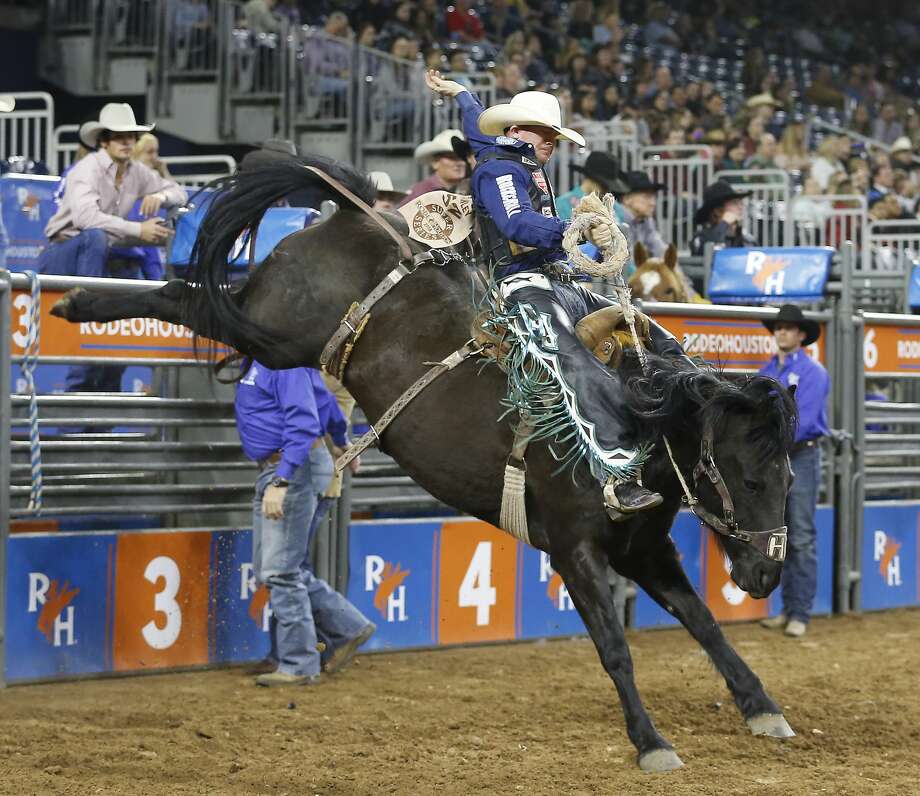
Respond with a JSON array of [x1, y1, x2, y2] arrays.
[[422, 71, 496, 151], [549, 121, 640, 197], [354, 46, 425, 166], [0, 93, 56, 170], [638, 145, 713, 257], [713, 169, 792, 248], [288, 26, 355, 141]]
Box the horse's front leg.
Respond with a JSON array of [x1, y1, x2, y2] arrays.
[[616, 536, 795, 739], [550, 537, 683, 773]]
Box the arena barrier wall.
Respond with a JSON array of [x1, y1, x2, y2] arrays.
[[5, 241, 920, 685]]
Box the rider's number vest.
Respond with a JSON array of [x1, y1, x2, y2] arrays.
[[474, 148, 558, 270]]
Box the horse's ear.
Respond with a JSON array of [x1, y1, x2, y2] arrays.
[[664, 243, 678, 270], [634, 242, 648, 266]]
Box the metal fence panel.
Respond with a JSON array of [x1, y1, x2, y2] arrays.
[[290, 26, 353, 129], [550, 121, 638, 196], [424, 71, 495, 142], [0, 93, 56, 168], [714, 168, 791, 248], [639, 145, 713, 256], [161, 155, 237, 187]]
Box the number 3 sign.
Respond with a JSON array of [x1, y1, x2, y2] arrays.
[[113, 532, 211, 670]]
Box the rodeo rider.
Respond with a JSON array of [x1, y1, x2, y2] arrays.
[[758, 305, 829, 639], [235, 360, 375, 686], [39, 102, 187, 392], [424, 70, 690, 520]]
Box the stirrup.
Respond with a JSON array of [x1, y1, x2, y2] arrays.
[[603, 477, 663, 522]]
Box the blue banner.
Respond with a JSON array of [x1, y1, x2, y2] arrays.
[[708, 247, 833, 301], [5, 533, 115, 681], [0, 174, 60, 272], [516, 545, 586, 638], [909, 265, 920, 310], [861, 502, 919, 611], [170, 191, 318, 268], [209, 530, 271, 663], [345, 520, 438, 650], [633, 512, 704, 628]]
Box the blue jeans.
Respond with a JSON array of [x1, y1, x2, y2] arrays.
[[38, 229, 139, 394], [253, 447, 368, 676], [781, 445, 821, 623]]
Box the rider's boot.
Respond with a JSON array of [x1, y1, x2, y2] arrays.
[[603, 476, 663, 521]]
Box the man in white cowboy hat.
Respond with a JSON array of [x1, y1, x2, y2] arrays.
[[369, 171, 409, 211], [39, 102, 186, 392], [400, 128, 468, 206], [425, 70, 691, 519]]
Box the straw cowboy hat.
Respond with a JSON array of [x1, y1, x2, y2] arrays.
[[891, 136, 913, 154], [477, 91, 586, 147], [573, 151, 629, 195], [369, 171, 409, 201], [79, 103, 154, 148], [745, 93, 780, 109], [762, 303, 821, 346], [694, 179, 753, 225], [0, 95, 14, 113], [414, 129, 464, 162]]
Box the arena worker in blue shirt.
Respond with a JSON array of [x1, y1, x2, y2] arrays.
[[425, 69, 690, 521], [758, 305, 830, 639], [235, 361, 375, 686]]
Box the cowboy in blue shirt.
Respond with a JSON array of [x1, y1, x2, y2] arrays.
[[758, 305, 830, 639], [426, 70, 689, 520], [235, 361, 375, 686]]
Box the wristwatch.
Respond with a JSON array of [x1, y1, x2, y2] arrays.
[[270, 477, 290, 488]]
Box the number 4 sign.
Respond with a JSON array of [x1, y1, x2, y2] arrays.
[[437, 521, 518, 644]]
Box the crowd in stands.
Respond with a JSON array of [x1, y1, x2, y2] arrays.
[[278, 0, 920, 222]]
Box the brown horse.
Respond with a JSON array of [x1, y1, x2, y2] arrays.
[[628, 243, 709, 303], [49, 155, 796, 772]]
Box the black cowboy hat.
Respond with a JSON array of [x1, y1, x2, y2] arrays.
[[573, 151, 630, 195], [451, 135, 472, 161], [693, 179, 753, 225], [623, 170, 666, 194], [762, 304, 821, 346]]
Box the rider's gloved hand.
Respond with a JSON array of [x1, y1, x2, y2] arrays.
[[425, 70, 467, 98], [588, 222, 614, 249]]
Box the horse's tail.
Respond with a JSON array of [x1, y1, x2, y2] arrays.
[[183, 153, 376, 355]]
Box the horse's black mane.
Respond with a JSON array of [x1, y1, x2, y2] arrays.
[[624, 353, 797, 459]]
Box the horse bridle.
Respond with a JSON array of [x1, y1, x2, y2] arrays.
[[666, 427, 788, 563]]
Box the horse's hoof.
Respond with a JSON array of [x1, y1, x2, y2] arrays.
[[50, 288, 85, 320], [638, 748, 684, 773], [747, 713, 795, 738]]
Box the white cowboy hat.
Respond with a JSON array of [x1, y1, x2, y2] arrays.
[[0, 95, 15, 113], [477, 91, 586, 147], [414, 129, 464, 162], [745, 92, 780, 109], [79, 102, 154, 148], [369, 171, 409, 199], [891, 136, 913, 154]]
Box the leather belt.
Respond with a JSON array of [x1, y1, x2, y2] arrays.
[[791, 439, 820, 454], [257, 451, 282, 470]]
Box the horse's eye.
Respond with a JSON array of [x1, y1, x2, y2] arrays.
[[743, 479, 761, 492]]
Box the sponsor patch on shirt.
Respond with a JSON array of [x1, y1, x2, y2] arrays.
[[495, 174, 521, 217], [495, 135, 518, 146], [531, 171, 549, 193], [520, 156, 538, 167]]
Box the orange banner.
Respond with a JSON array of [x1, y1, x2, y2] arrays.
[[656, 314, 825, 370], [863, 323, 920, 374], [9, 287, 217, 360], [702, 531, 769, 622]]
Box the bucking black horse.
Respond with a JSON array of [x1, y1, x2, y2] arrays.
[[52, 155, 798, 773]]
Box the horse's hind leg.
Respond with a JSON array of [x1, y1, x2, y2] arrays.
[[617, 538, 795, 739], [51, 279, 191, 326], [550, 538, 683, 773]]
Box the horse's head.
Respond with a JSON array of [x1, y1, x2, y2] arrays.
[[628, 243, 689, 303], [627, 361, 796, 598]]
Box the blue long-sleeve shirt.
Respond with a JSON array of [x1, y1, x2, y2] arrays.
[[309, 369, 348, 447], [759, 350, 830, 443], [457, 90, 568, 272], [235, 362, 323, 480]]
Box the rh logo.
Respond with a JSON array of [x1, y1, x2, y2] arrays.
[[746, 251, 789, 295], [28, 572, 79, 647], [539, 553, 574, 611], [365, 556, 410, 622], [873, 530, 902, 587], [240, 563, 271, 631]]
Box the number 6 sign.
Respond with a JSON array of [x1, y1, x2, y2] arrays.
[[113, 532, 211, 670]]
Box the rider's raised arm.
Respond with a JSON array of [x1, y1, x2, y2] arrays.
[[455, 90, 493, 159], [473, 158, 567, 249]]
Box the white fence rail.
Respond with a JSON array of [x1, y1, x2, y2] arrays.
[[0, 93, 56, 171], [639, 145, 713, 256]]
